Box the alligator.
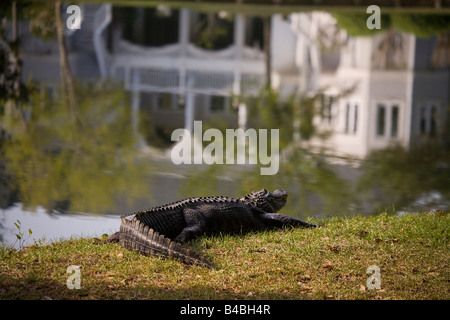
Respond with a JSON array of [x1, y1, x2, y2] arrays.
[[106, 188, 317, 268]]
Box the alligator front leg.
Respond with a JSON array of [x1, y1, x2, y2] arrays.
[[260, 212, 317, 229], [174, 208, 206, 243], [105, 231, 121, 243]]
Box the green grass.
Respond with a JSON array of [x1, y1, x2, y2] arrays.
[[0, 212, 448, 300]]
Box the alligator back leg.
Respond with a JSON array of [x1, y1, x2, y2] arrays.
[[173, 208, 207, 243], [260, 212, 317, 229], [119, 218, 213, 268]]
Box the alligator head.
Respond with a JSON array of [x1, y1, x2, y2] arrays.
[[240, 188, 288, 213]]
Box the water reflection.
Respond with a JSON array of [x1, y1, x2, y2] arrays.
[[357, 143, 450, 214], [0, 2, 449, 247], [1, 82, 152, 214]]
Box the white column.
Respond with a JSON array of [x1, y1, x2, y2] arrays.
[[131, 69, 141, 141], [179, 8, 193, 136], [234, 14, 244, 60], [404, 34, 416, 149], [233, 14, 244, 96], [179, 9, 190, 49], [179, 9, 189, 95], [178, 9, 190, 89], [291, 13, 310, 143], [238, 102, 247, 131], [309, 13, 320, 92], [234, 14, 247, 132], [184, 75, 195, 133]]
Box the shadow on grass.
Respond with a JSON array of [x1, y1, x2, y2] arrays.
[[0, 272, 303, 300]]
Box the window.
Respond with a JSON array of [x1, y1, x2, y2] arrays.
[[245, 17, 264, 50], [320, 95, 335, 124], [418, 102, 441, 138], [391, 106, 399, 138], [353, 104, 358, 134], [430, 106, 437, 138], [345, 103, 350, 133], [176, 94, 185, 110], [121, 8, 179, 47], [157, 93, 174, 110], [420, 106, 427, 136], [210, 95, 228, 113], [344, 101, 359, 135], [376, 104, 386, 137], [191, 13, 234, 50], [327, 97, 334, 124], [376, 103, 401, 139]]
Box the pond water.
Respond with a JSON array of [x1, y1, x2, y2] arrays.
[[0, 2, 449, 248]]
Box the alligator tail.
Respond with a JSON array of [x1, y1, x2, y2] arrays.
[[119, 218, 213, 268]]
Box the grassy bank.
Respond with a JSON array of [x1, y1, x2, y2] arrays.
[[0, 212, 448, 300]]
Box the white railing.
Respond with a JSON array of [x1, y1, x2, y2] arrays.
[[93, 4, 112, 79], [127, 67, 265, 97], [139, 68, 180, 89], [93, 5, 266, 97], [188, 71, 234, 93]]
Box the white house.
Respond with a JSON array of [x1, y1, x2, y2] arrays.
[[18, 4, 449, 158], [307, 27, 449, 158]]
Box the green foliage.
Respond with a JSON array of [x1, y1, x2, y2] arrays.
[[24, 1, 56, 40], [333, 11, 450, 38], [193, 13, 234, 50], [12, 219, 33, 250], [0, 2, 37, 108], [1, 81, 151, 214], [0, 48, 35, 106], [175, 87, 361, 217], [357, 143, 450, 213], [235, 148, 356, 218], [333, 11, 391, 36], [246, 88, 295, 149], [391, 14, 450, 38], [138, 111, 174, 148], [246, 87, 347, 145], [178, 165, 226, 199]]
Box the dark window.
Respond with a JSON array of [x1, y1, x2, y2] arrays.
[[191, 13, 234, 50], [157, 93, 173, 110], [420, 106, 427, 136], [430, 106, 437, 138], [119, 7, 179, 47], [391, 106, 399, 138], [210, 95, 226, 112], [144, 8, 179, 47], [345, 103, 350, 133], [177, 95, 185, 111], [320, 95, 334, 124], [377, 104, 386, 137], [245, 17, 264, 50]]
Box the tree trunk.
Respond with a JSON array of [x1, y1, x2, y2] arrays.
[[54, 1, 83, 126], [10, 0, 26, 129]]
